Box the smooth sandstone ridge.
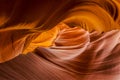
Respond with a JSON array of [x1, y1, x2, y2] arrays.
[[0, 0, 120, 80]]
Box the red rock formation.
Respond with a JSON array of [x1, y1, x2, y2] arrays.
[[0, 0, 120, 80]]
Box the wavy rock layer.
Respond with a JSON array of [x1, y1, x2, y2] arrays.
[[1, 27, 120, 80], [0, 0, 120, 62], [0, 0, 120, 80]]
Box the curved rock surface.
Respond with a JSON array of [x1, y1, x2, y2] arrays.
[[0, 0, 120, 80]]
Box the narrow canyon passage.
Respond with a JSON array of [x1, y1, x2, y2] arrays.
[[0, 0, 120, 80]]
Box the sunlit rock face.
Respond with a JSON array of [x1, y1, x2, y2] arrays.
[[0, 0, 120, 80]]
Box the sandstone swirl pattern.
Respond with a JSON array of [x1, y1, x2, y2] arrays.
[[0, 0, 120, 80]]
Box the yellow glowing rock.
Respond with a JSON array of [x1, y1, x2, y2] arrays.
[[23, 23, 69, 54]]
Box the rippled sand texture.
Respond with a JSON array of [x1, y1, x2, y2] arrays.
[[0, 0, 120, 80]]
